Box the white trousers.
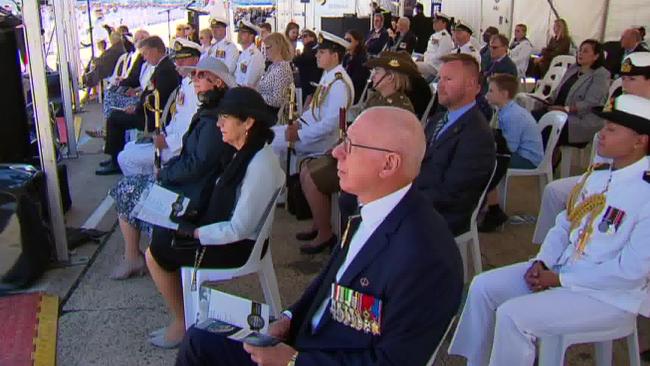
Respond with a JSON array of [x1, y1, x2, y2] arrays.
[[416, 61, 438, 79], [448, 262, 630, 366], [531, 176, 580, 244], [117, 141, 155, 177]]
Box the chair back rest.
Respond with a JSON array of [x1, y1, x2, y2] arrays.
[[608, 78, 622, 100], [419, 82, 438, 126], [538, 111, 568, 171], [236, 183, 285, 271], [122, 52, 137, 78], [110, 52, 129, 82], [470, 161, 497, 224], [534, 66, 567, 98], [550, 54, 576, 70], [426, 315, 457, 366]]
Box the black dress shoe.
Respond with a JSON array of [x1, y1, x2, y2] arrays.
[[478, 206, 509, 232], [95, 162, 122, 176], [295, 230, 318, 241], [99, 158, 113, 167], [300, 235, 337, 254]]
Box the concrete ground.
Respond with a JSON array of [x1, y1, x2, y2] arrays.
[[20, 100, 648, 365]]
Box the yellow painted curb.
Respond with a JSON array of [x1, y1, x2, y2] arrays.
[[33, 294, 59, 366]]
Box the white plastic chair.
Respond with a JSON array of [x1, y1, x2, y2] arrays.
[[498, 111, 567, 210], [425, 316, 457, 366], [515, 66, 569, 111], [548, 54, 576, 70], [121, 52, 135, 79], [420, 82, 438, 126], [455, 162, 497, 283], [107, 52, 129, 85], [538, 313, 640, 366], [181, 185, 285, 330]]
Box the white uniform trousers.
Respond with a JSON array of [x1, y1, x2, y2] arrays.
[[117, 141, 155, 177], [448, 262, 631, 366], [531, 176, 580, 244]]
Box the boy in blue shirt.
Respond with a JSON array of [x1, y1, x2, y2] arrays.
[[480, 73, 544, 232]]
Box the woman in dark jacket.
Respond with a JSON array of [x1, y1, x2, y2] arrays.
[[108, 58, 236, 280], [293, 29, 322, 104], [343, 29, 370, 104], [146, 87, 283, 348]]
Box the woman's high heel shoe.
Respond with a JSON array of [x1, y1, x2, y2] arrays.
[[300, 235, 337, 254]]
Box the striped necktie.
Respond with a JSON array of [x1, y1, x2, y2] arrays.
[[430, 112, 450, 144]]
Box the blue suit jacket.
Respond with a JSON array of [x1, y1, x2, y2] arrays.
[[415, 105, 496, 235], [288, 187, 463, 365]]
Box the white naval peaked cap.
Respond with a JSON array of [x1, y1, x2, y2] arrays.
[[238, 19, 262, 35], [454, 20, 474, 35], [316, 30, 350, 51]]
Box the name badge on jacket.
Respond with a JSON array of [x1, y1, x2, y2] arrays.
[[399, 42, 407, 49], [215, 50, 226, 58], [240, 63, 248, 73], [329, 283, 382, 335]]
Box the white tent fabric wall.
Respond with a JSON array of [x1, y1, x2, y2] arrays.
[[603, 0, 650, 41], [440, 0, 649, 53]]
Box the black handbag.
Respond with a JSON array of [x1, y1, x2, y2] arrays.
[[286, 174, 313, 220]]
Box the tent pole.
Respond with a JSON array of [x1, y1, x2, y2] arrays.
[[52, 0, 78, 157], [22, 0, 70, 262], [64, 0, 82, 112], [600, 0, 611, 42]]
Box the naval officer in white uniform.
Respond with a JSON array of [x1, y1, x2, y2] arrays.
[[117, 38, 202, 176], [449, 94, 650, 366], [451, 21, 481, 66], [509, 24, 534, 79], [271, 31, 354, 170], [208, 16, 238, 74], [417, 13, 454, 79], [234, 20, 265, 87]]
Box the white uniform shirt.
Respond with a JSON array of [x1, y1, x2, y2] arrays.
[[295, 64, 354, 156], [452, 41, 481, 66], [235, 43, 265, 87], [536, 157, 650, 316], [311, 184, 411, 329], [509, 38, 534, 78], [196, 145, 284, 245], [423, 29, 454, 72], [209, 37, 239, 74], [161, 77, 200, 162]]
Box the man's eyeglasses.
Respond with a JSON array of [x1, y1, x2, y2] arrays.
[[341, 135, 396, 155]]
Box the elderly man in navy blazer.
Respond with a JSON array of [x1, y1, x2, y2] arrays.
[[417, 53, 497, 236], [175, 107, 464, 366]]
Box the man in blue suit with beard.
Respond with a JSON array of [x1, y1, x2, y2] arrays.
[[175, 107, 463, 366]]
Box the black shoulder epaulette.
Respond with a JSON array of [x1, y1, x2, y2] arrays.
[[592, 162, 610, 171], [643, 171, 650, 184], [334, 72, 343, 80]]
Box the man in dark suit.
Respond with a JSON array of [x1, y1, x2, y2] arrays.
[[175, 107, 464, 366], [387, 16, 417, 54], [365, 12, 389, 56], [481, 33, 518, 94], [416, 53, 496, 236], [410, 3, 432, 54], [96, 35, 181, 175]]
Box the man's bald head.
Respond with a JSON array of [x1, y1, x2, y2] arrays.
[[333, 107, 425, 203], [621, 28, 642, 50]]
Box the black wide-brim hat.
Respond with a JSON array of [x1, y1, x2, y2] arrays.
[[593, 94, 650, 135], [217, 87, 276, 127]]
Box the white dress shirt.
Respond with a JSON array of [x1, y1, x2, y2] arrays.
[[452, 41, 481, 66], [209, 37, 239, 74], [235, 43, 265, 87], [161, 76, 200, 162], [196, 145, 284, 245], [310, 184, 412, 329], [509, 38, 534, 78]]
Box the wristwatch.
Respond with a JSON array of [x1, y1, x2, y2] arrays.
[[286, 352, 299, 366]]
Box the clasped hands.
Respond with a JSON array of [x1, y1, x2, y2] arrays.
[[243, 315, 298, 366], [524, 260, 560, 292], [285, 123, 300, 142]]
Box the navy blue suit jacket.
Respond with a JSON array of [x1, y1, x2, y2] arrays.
[[415, 105, 496, 235], [288, 187, 463, 365]]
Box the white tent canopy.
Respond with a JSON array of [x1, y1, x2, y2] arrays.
[[441, 0, 650, 51]]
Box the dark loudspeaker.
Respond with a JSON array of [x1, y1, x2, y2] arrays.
[[0, 26, 30, 164]]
